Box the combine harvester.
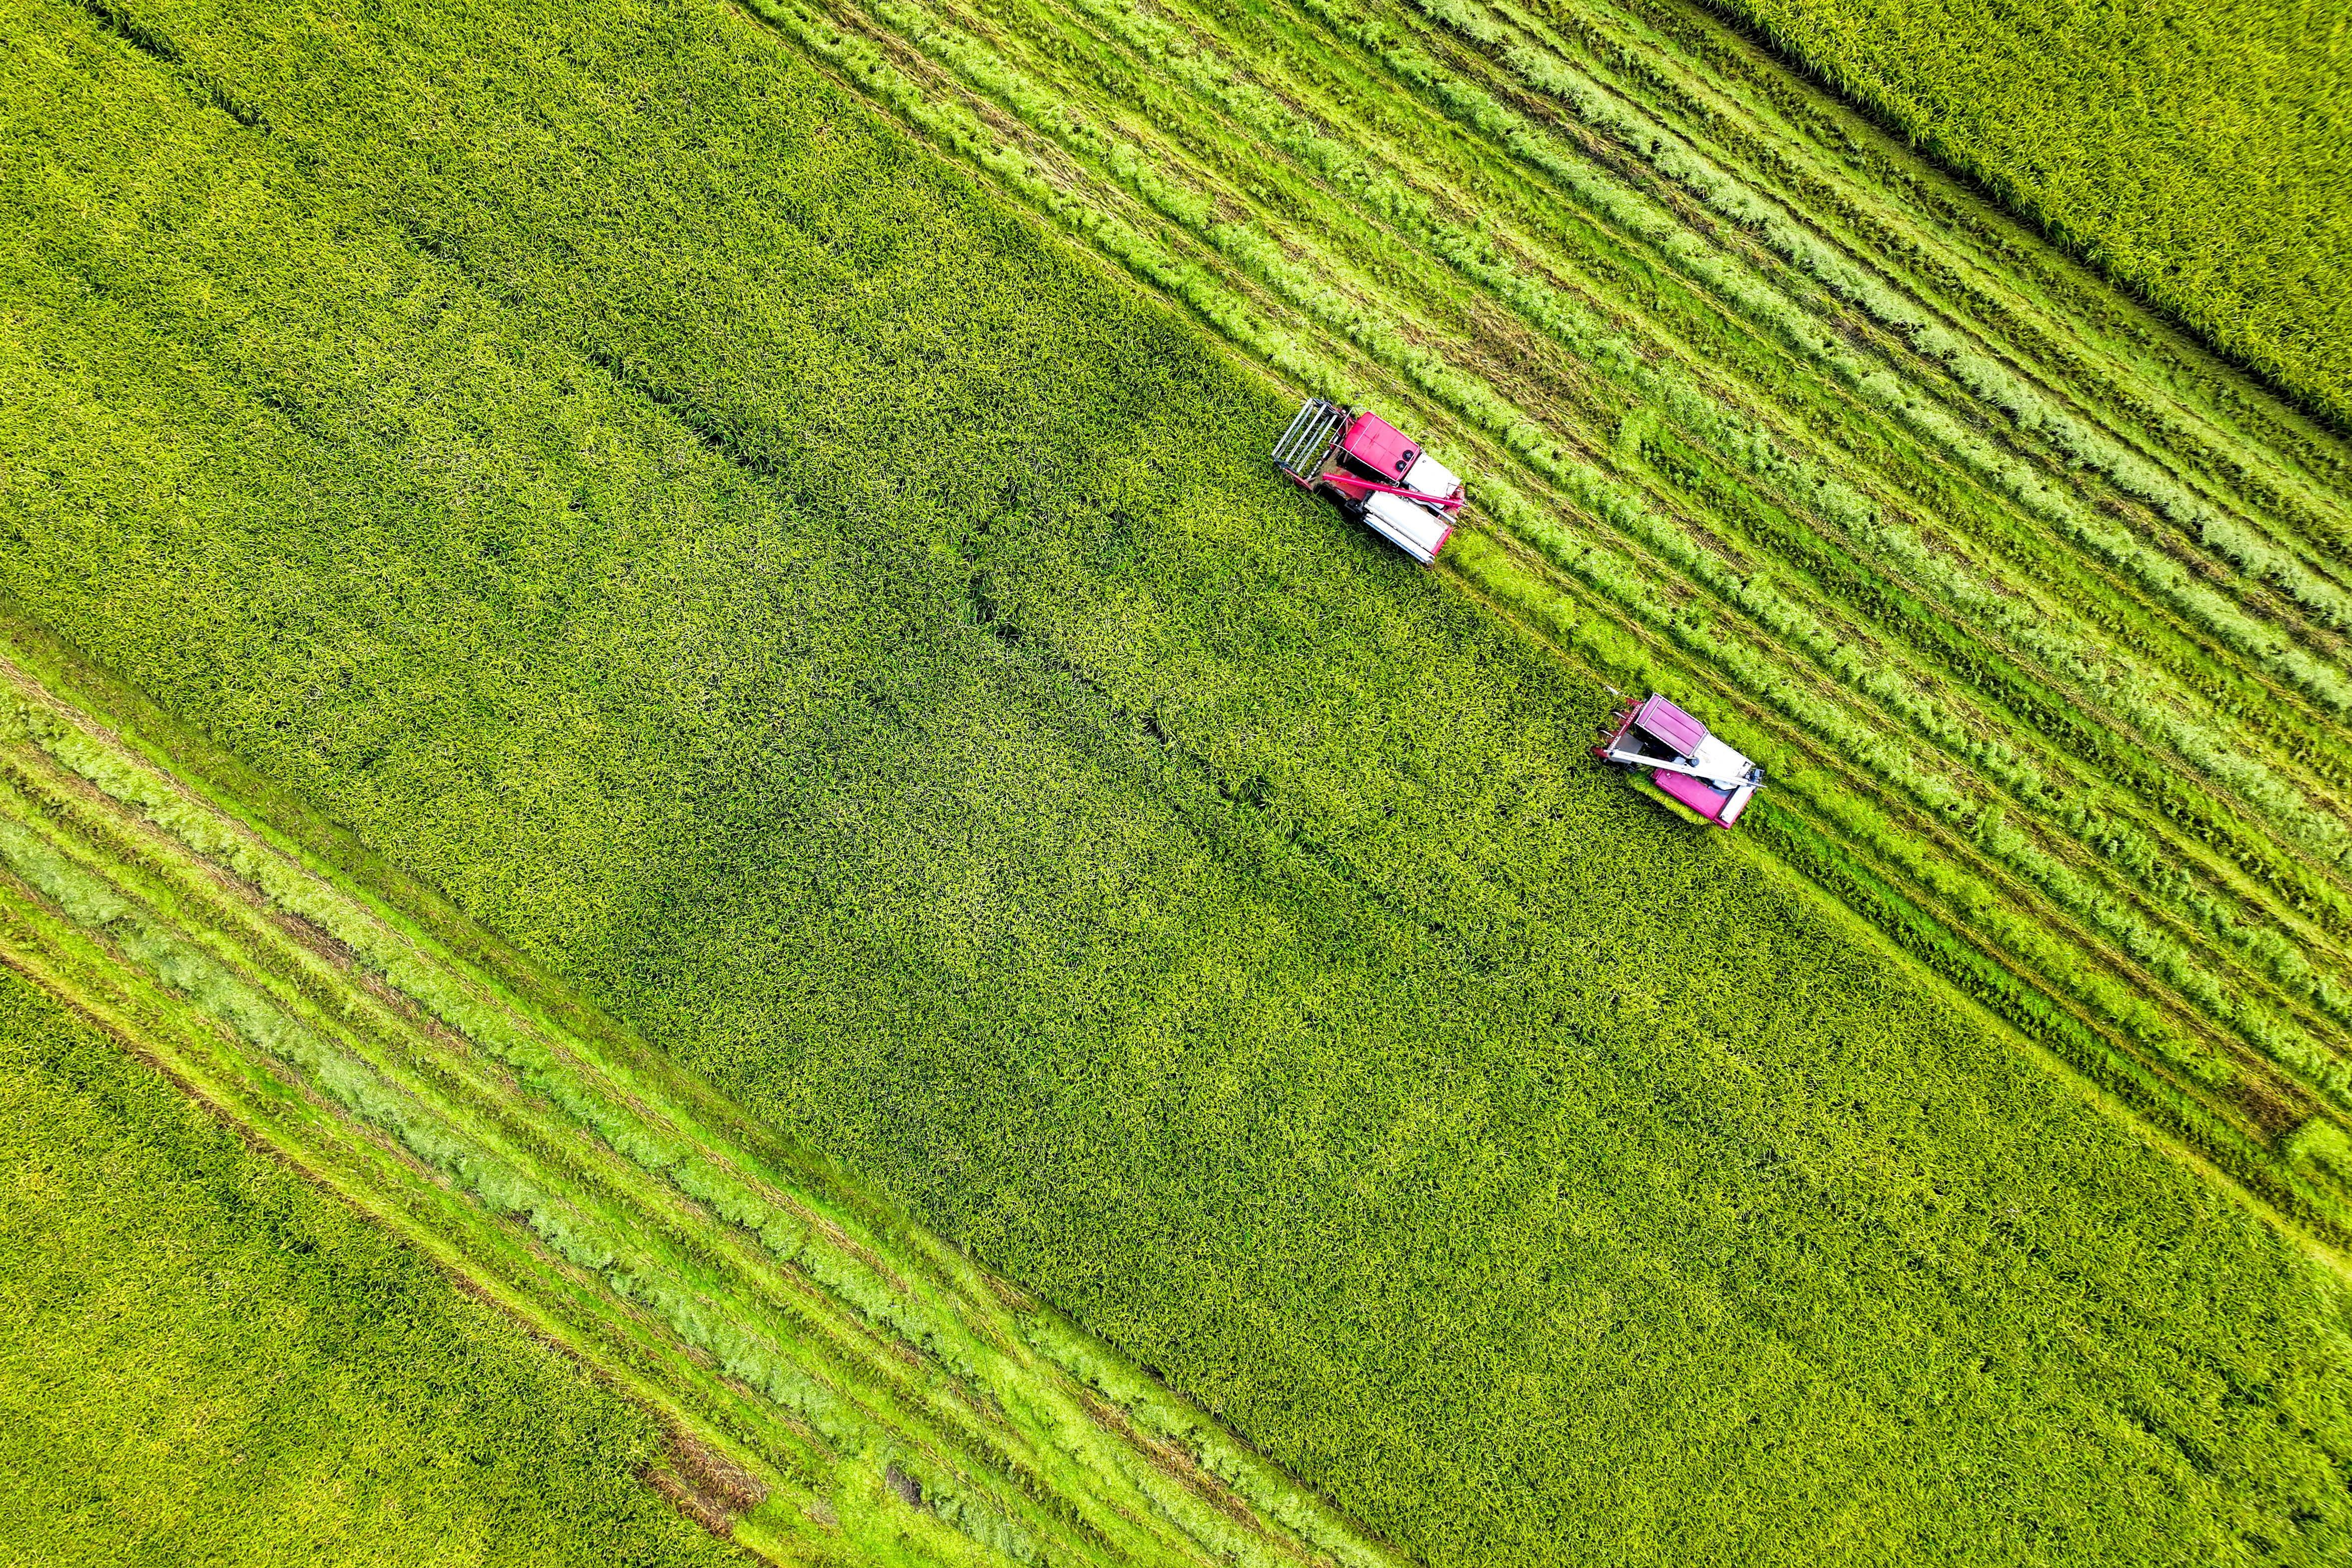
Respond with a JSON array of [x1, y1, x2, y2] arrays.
[[1272, 398, 1464, 565], [1273, 400, 1765, 827], [1592, 693, 1766, 828]]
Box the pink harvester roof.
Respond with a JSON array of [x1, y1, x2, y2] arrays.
[[1339, 413, 1420, 479], [1633, 694, 1708, 758]]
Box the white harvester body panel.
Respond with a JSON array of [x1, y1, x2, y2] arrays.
[[1362, 492, 1454, 564], [1404, 450, 1461, 499], [1358, 453, 1462, 564], [1680, 733, 1755, 789]]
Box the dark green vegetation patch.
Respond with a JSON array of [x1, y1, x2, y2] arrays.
[[2, 0, 2350, 1564]]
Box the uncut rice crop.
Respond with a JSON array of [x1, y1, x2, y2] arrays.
[[0, 970, 736, 1568], [1702, 0, 2352, 427], [0, 621, 1409, 1568]]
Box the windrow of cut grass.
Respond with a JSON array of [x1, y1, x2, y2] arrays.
[[0, 968, 739, 1568], [0, 619, 1409, 1568], [1696, 0, 2352, 429], [5, 0, 2352, 1562], [697, 0, 2352, 1234]]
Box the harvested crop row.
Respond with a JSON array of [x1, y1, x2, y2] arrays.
[[0, 622, 1406, 1568], [9, 1, 2352, 1560], [703, 0, 2352, 1233], [0, 967, 743, 1568], [1694, 0, 2352, 428]]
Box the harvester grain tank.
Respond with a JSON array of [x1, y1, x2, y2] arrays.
[[1271, 398, 1464, 565], [1593, 694, 1766, 827]]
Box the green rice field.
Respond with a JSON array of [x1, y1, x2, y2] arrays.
[[0, 614, 1405, 1567], [1, 0, 2349, 1563], [0, 967, 736, 1568], [717, 0, 2352, 1239]]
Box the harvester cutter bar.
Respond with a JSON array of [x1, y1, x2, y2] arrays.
[[1272, 397, 1346, 483]]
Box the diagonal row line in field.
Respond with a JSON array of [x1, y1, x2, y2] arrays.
[[0, 635, 1416, 1568], [1480, 0, 2352, 588], [1597, 0, 2352, 538], [24, 0, 2349, 1253], [846, 0, 2352, 968], [1484, 0, 2352, 578]]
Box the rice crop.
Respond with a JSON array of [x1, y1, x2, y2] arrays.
[[2, 0, 2350, 1563], [0, 619, 1413, 1568], [708, 0, 2352, 1238], [48, 0, 2352, 1245], [0, 964, 742, 1568], [1703, 0, 2352, 427]]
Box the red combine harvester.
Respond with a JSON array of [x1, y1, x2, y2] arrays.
[[1271, 398, 1464, 565], [1593, 693, 1766, 827]]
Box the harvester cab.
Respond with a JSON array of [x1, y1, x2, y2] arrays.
[[1272, 398, 1464, 565], [1594, 694, 1765, 828]]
